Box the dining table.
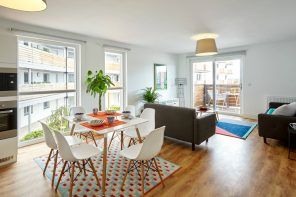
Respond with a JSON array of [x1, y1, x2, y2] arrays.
[[63, 112, 148, 196]]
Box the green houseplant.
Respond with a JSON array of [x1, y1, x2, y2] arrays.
[[86, 70, 114, 111], [142, 87, 160, 103]]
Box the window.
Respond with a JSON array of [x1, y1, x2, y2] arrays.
[[18, 38, 79, 145], [43, 73, 50, 83], [24, 106, 33, 116], [24, 72, 29, 84], [68, 73, 74, 83], [43, 102, 50, 109], [104, 51, 126, 111], [24, 106, 29, 116]]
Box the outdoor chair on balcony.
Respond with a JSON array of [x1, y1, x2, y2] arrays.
[[207, 90, 227, 109]]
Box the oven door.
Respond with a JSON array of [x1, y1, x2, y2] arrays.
[[0, 107, 17, 140]]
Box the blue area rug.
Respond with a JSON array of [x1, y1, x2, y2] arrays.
[[216, 119, 257, 139]]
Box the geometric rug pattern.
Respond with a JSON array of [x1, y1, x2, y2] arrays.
[[216, 119, 257, 139], [34, 140, 180, 196]]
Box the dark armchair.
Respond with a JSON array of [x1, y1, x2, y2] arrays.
[[258, 102, 296, 143]]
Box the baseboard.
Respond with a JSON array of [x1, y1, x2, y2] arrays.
[[240, 113, 258, 120]]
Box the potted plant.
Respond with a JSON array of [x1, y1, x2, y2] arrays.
[[142, 87, 160, 103], [86, 70, 114, 111]]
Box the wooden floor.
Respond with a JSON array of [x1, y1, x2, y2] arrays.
[[1, 117, 296, 197]]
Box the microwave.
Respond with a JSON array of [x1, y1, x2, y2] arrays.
[[0, 68, 17, 96]]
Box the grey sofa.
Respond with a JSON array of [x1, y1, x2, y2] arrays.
[[258, 102, 296, 143], [144, 103, 216, 151]]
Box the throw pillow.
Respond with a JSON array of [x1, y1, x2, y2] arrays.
[[273, 104, 296, 116]]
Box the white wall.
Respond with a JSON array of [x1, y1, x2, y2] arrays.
[[177, 39, 296, 118], [0, 18, 177, 114], [127, 46, 177, 114]]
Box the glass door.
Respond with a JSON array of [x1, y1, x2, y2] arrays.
[[215, 59, 241, 114], [192, 61, 214, 110], [192, 56, 242, 115]]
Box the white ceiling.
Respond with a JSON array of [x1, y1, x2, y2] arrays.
[[0, 0, 296, 54]]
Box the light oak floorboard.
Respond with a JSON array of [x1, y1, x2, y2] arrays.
[[1, 116, 296, 197]]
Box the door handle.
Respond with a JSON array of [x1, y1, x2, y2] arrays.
[[0, 110, 13, 114]]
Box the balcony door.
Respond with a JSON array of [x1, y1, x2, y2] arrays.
[[192, 55, 243, 115]]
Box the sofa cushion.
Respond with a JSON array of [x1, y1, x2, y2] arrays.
[[266, 108, 275, 114], [273, 104, 296, 116]]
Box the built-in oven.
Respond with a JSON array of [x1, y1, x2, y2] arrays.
[[0, 67, 17, 97], [0, 101, 17, 140]]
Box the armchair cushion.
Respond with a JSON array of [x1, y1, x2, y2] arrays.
[[273, 102, 296, 116]]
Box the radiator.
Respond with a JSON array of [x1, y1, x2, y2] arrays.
[[266, 96, 296, 107]]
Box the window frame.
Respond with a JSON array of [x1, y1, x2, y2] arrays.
[[17, 36, 82, 147], [104, 49, 127, 111]]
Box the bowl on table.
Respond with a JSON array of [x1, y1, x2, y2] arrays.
[[107, 116, 115, 124], [74, 113, 84, 120], [122, 111, 131, 119], [105, 110, 116, 115], [90, 119, 104, 126]]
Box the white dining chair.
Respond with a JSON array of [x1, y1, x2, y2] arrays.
[[120, 126, 166, 196], [40, 121, 82, 187], [70, 106, 98, 147], [108, 105, 136, 150], [53, 130, 101, 197], [124, 108, 155, 146]]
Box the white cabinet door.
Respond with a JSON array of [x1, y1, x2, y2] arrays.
[[0, 34, 17, 67]]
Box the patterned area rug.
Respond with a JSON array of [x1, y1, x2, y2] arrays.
[[34, 141, 180, 196], [216, 119, 257, 139]]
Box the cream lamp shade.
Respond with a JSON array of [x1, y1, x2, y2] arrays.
[[195, 38, 218, 56], [192, 33, 218, 56], [0, 0, 47, 11]]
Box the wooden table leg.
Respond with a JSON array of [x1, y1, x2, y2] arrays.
[[70, 123, 76, 136], [120, 131, 124, 150], [102, 134, 108, 196], [135, 127, 142, 143]]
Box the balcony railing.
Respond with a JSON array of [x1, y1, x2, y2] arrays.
[[18, 44, 75, 71], [194, 84, 240, 113], [19, 83, 75, 92]]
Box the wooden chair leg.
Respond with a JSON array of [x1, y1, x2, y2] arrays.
[[121, 131, 124, 150], [121, 160, 132, 190], [69, 162, 75, 197], [264, 137, 267, 144], [140, 160, 145, 196], [128, 138, 132, 147], [55, 161, 68, 192], [108, 131, 116, 150], [153, 158, 165, 188], [82, 160, 87, 176], [43, 149, 53, 175], [88, 159, 101, 188], [89, 131, 98, 147], [52, 150, 59, 187]]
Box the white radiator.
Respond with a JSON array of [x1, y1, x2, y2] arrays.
[[266, 96, 296, 107]]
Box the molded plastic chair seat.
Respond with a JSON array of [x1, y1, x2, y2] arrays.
[[40, 121, 82, 188], [70, 106, 98, 147], [124, 128, 151, 139], [54, 130, 102, 196], [71, 143, 102, 160], [120, 126, 166, 196], [124, 108, 155, 144], [108, 105, 137, 150], [120, 143, 143, 160], [65, 136, 83, 147]]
